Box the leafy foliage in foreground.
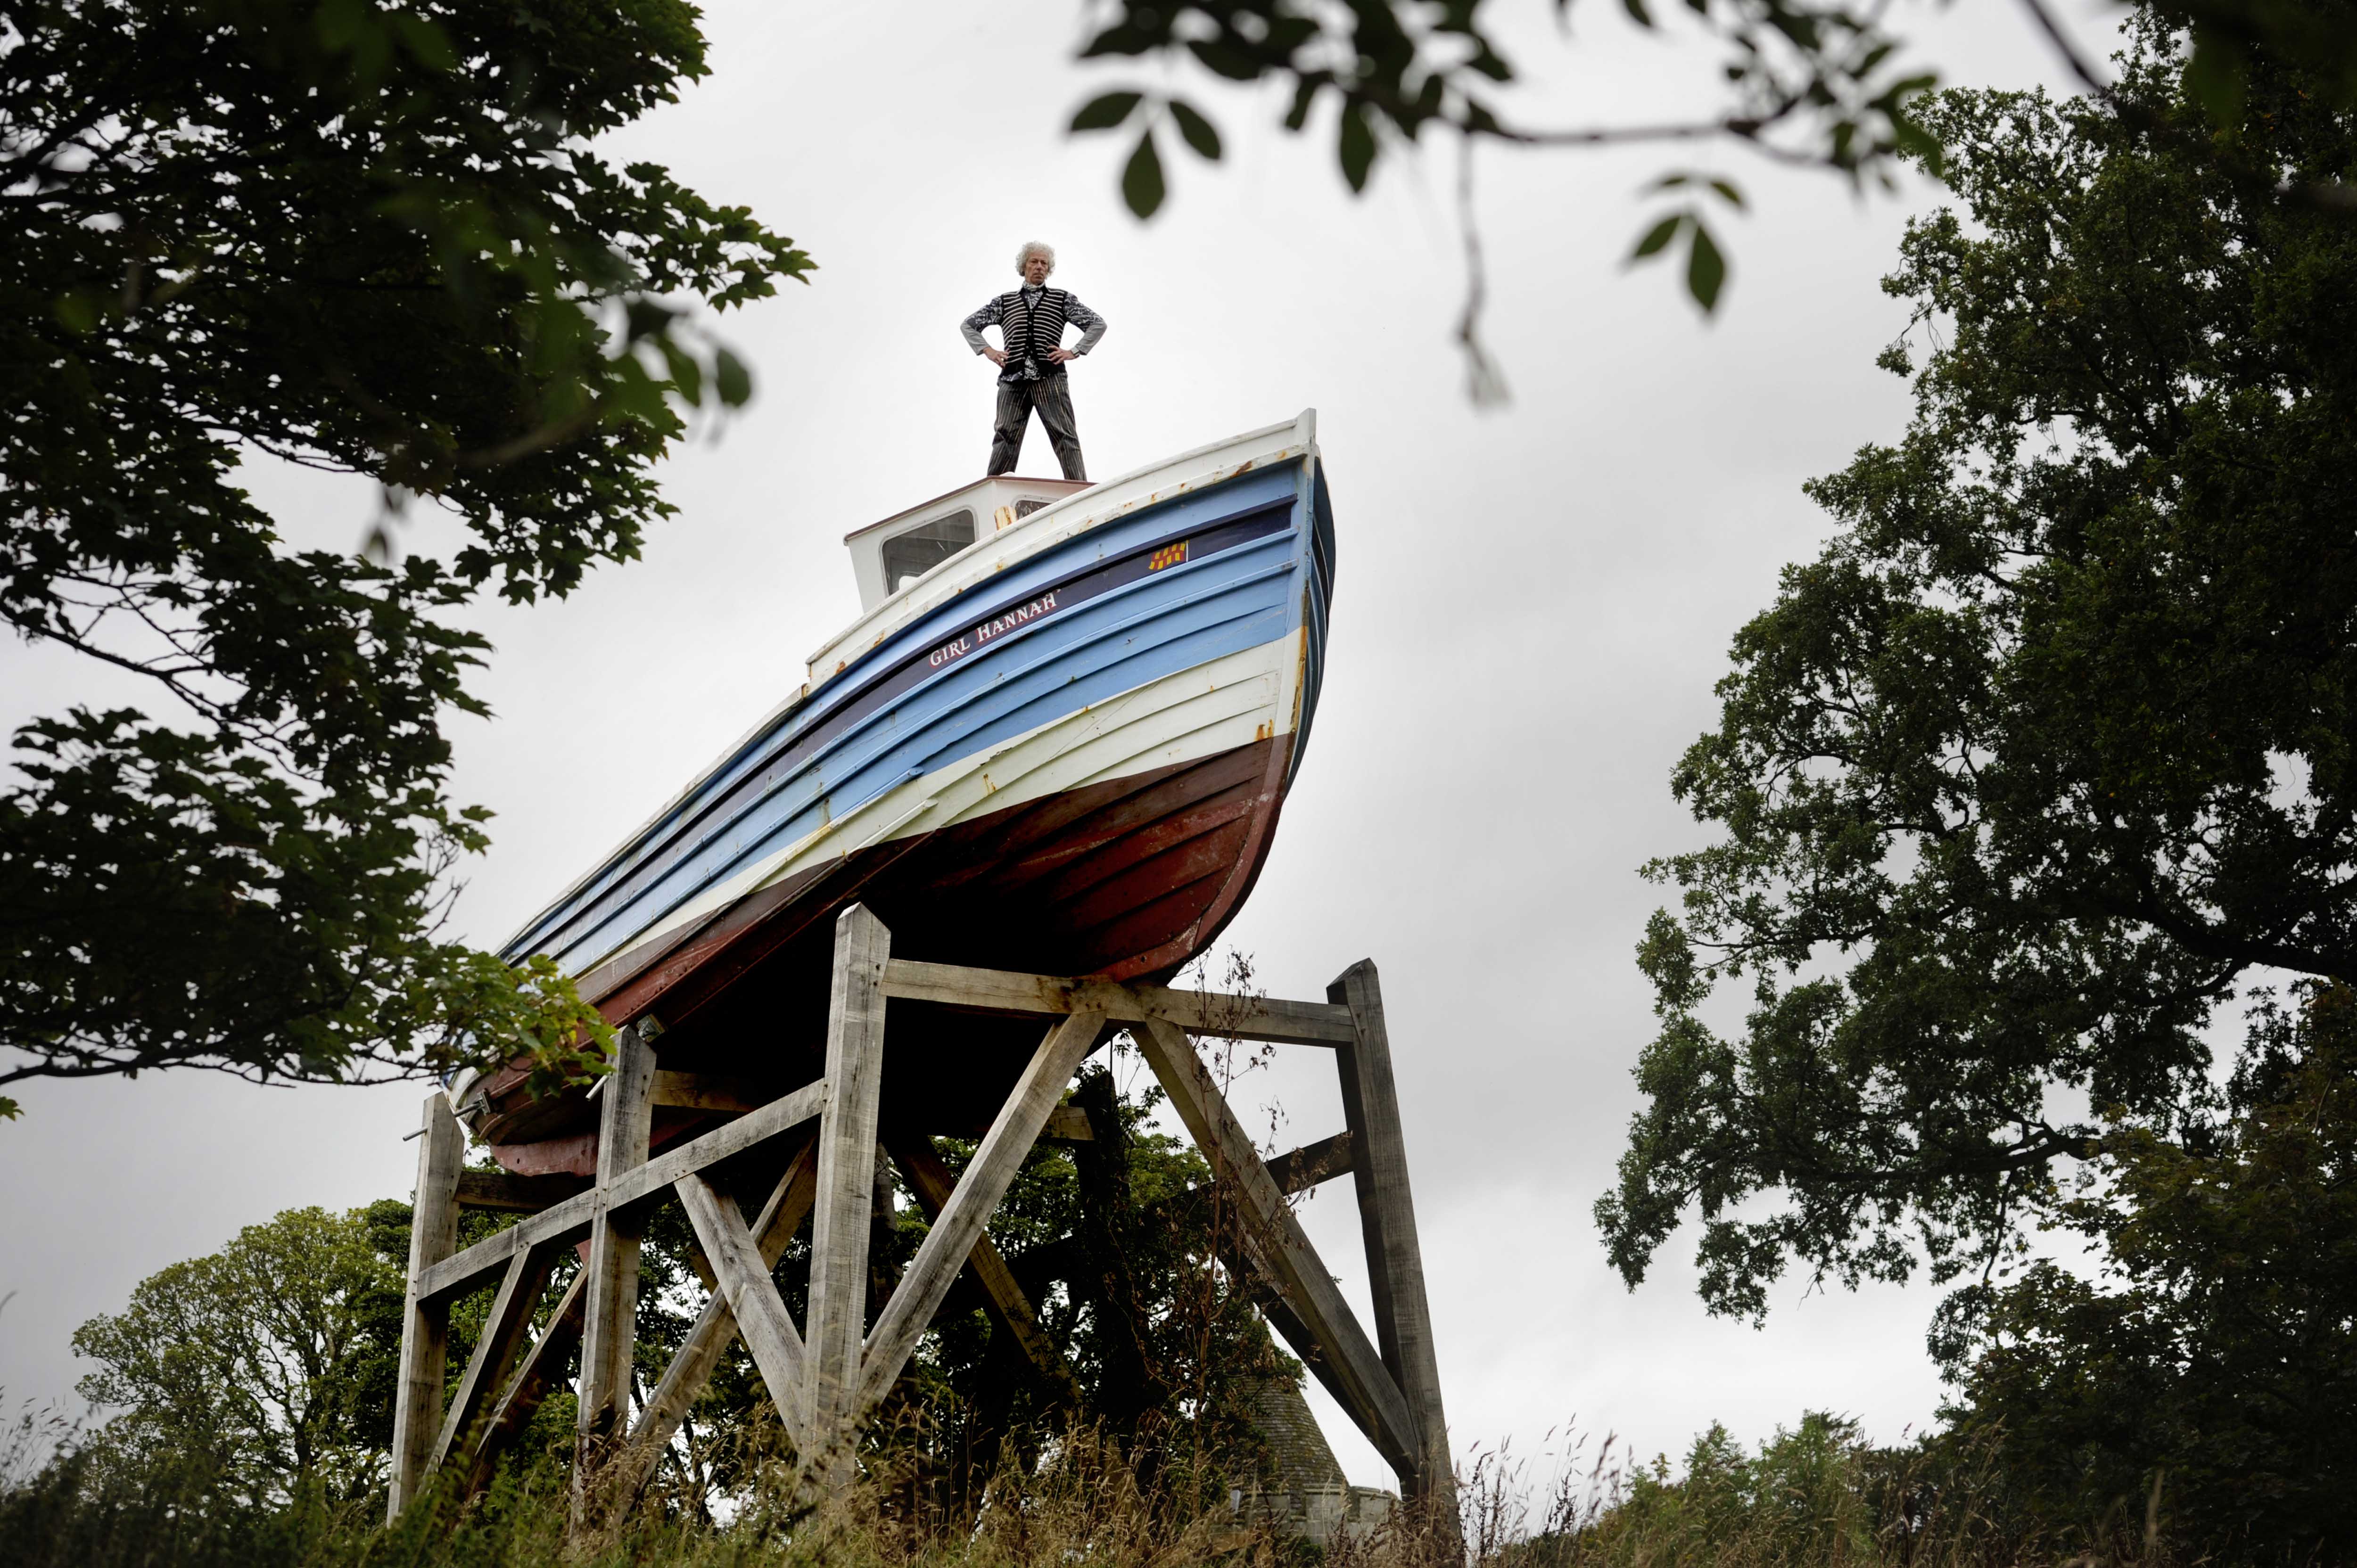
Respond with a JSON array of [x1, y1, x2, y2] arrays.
[[1064, 0, 2357, 314], [0, 0, 811, 1115]]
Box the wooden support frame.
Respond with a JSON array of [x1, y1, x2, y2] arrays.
[[576, 1026, 659, 1486], [800, 904, 890, 1486], [887, 1136, 1079, 1404], [387, 908, 1454, 1537], [386, 1066, 830, 1520], [387, 1091, 463, 1521], [1332, 961, 1457, 1529]]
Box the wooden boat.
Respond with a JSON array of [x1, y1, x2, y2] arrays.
[[462, 412, 1335, 1173]]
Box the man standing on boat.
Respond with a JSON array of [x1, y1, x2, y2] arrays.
[[960, 241, 1106, 482]]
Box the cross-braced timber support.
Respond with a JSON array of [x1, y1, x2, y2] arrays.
[[387, 904, 1457, 1541]]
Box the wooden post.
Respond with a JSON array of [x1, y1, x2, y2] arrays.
[[1331, 960, 1458, 1535], [572, 1023, 658, 1524], [802, 903, 890, 1488], [388, 1090, 463, 1520]]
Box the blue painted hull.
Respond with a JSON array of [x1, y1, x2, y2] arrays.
[[498, 435, 1335, 1046]]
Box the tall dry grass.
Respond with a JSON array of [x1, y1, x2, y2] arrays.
[[0, 1402, 2201, 1568]]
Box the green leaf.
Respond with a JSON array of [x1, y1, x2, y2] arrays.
[[1338, 102, 1376, 193], [1169, 99, 1223, 161], [53, 289, 100, 334], [1284, 80, 1318, 132], [1686, 219, 1727, 313], [1122, 130, 1166, 218], [659, 339, 703, 405], [391, 12, 456, 71], [2184, 29, 2248, 129], [714, 347, 752, 407], [1186, 36, 1262, 82], [312, 0, 367, 50], [1708, 179, 1745, 209], [1071, 90, 1145, 133], [1629, 213, 1685, 261], [1622, 0, 1656, 26]]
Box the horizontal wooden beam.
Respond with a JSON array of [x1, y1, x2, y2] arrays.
[[418, 1080, 829, 1305], [1265, 1130, 1354, 1195], [455, 1170, 593, 1213], [881, 960, 1357, 1046]]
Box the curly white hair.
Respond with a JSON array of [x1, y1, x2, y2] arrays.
[[1014, 240, 1056, 275]]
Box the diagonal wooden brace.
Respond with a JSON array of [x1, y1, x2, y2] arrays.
[[855, 1010, 1107, 1414], [677, 1169, 816, 1451], [458, 1265, 587, 1499], [888, 1135, 1081, 1406], [430, 1239, 562, 1471], [629, 1142, 819, 1461], [1133, 1017, 1424, 1486]]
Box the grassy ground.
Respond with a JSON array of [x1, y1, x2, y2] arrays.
[[0, 1406, 2203, 1568]]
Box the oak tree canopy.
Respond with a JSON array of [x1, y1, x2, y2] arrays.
[[0, 0, 810, 1117], [1597, 10, 2357, 1320]]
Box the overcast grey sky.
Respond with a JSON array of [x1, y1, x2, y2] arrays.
[[0, 0, 2120, 1490]]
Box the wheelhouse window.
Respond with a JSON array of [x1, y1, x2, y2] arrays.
[[880, 509, 975, 592]]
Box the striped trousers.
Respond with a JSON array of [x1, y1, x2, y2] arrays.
[[988, 376, 1086, 481]]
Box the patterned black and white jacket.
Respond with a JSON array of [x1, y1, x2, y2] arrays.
[[960, 285, 1107, 384]]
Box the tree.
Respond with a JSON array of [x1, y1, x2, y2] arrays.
[[0, 0, 810, 1117], [72, 1205, 404, 1506], [1935, 984, 2357, 1557], [1596, 10, 2357, 1322]]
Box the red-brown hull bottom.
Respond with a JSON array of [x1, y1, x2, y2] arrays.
[[473, 733, 1294, 1169]]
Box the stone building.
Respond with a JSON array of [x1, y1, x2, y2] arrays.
[[1236, 1372, 1398, 1549]]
